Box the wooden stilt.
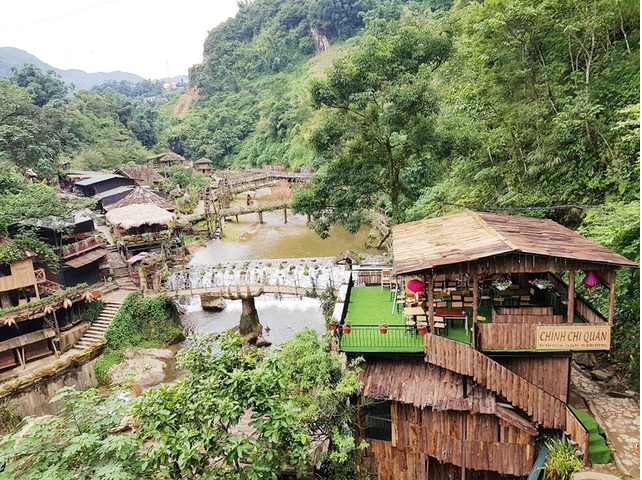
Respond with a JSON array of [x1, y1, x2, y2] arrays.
[[567, 269, 575, 323]]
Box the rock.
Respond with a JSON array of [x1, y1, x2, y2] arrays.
[[124, 348, 175, 360], [573, 472, 621, 480], [590, 369, 614, 382], [200, 294, 227, 311], [574, 352, 599, 368], [109, 358, 167, 387], [255, 335, 272, 348]]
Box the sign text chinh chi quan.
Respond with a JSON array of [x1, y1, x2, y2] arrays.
[[536, 325, 610, 350]]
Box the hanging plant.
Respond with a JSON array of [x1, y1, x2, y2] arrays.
[[492, 278, 512, 291], [529, 278, 552, 290]]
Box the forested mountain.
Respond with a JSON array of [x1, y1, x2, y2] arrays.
[[0, 47, 146, 90]]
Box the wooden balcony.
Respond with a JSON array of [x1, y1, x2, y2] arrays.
[[57, 237, 104, 259]]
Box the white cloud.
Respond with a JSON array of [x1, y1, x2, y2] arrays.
[[0, 0, 239, 79]]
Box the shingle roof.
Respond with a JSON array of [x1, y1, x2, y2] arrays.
[[391, 210, 638, 275]]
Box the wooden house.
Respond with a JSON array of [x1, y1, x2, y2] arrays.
[[0, 238, 41, 309], [8, 212, 107, 287], [336, 210, 637, 479], [0, 238, 99, 373], [114, 165, 164, 188], [148, 152, 186, 171], [105, 203, 181, 260], [104, 186, 176, 212], [193, 158, 214, 176], [74, 174, 136, 197]]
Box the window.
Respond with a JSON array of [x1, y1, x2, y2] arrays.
[[363, 400, 392, 441], [0, 264, 11, 277]]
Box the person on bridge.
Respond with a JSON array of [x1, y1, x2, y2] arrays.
[[246, 194, 253, 206]]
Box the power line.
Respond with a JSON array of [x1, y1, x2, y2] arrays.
[[0, 0, 120, 33]]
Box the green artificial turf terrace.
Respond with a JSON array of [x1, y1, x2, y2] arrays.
[[570, 407, 612, 464], [339, 286, 471, 352]]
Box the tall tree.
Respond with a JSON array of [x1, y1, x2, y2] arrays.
[[293, 13, 452, 236]]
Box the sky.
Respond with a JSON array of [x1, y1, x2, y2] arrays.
[[0, 0, 240, 80]]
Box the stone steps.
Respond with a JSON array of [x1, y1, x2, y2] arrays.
[[70, 301, 122, 352]]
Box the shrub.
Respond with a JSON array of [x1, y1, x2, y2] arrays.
[[94, 350, 125, 386], [542, 438, 583, 480]]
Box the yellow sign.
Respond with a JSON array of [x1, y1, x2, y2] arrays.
[[536, 325, 611, 351]]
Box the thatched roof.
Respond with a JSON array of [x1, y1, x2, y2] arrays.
[[194, 157, 212, 165], [148, 152, 185, 165], [106, 204, 174, 230], [391, 210, 638, 275], [114, 165, 163, 185], [106, 187, 176, 211]]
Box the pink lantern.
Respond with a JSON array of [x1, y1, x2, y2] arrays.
[[406, 279, 424, 293], [582, 271, 600, 299]]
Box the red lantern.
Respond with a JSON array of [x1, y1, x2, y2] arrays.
[[417, 325, 427, 335], [379, 325, 388, 334], [582, 271, 600, 299], [342, 325, 351, 334], [330, 323, 338, 331], [406, 279, 424, 292]]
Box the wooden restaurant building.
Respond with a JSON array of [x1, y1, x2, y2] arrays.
[[338, 210, 637, 479]]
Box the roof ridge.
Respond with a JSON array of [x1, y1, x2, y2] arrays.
[[467, 210, 519, 251]]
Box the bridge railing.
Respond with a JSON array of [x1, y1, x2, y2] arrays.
[[164, 259, 346, 294]]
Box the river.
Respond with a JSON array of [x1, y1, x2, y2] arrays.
[[181, 186, 384, 346]]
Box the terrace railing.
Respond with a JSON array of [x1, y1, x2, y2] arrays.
[[57, 237, 104, 259], [338, 325, 425, 353]]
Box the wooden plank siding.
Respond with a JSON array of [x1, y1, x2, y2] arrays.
[[363, 404, 535, 479], [0, 258, 38, 292], [476, 323, 606, 351], [425, 334, 567, 429], [496, 356, 570, 403], [566, 409, 591, 463]]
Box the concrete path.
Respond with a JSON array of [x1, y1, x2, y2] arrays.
[[571, 364, 640, 478]]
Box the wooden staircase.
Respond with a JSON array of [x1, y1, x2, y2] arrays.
[[424, 334, 590, 461], [70, 301, 121, 351]]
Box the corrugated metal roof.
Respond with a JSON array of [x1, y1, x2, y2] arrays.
[[64, 248, 107, 268], [75, 174, 125, 186], [392, 210, 638, 275]]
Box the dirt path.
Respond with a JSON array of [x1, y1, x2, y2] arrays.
[[571, 364, 640, 478]]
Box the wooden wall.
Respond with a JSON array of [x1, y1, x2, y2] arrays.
[[0, 258, 37, 292], [496, 356, 570, 403], [361, 403, 535, 479]]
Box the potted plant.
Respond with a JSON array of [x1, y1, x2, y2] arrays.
[[492, 278, 512, 291], [342, 323, 352, 334], [529, 278, 552, 290]]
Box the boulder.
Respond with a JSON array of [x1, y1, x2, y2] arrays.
[[574, 352, 599, 368], [109, 357, 167, 388], [590, 369, 614, 382]]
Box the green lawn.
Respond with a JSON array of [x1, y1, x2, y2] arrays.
[[570, 407, 612, 464], [339, 286, 471, 352]]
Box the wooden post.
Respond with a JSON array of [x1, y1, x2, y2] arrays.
[[283, 208, 288, 224], [427, 272, 434, 334], [258, 211, 264, 224], [607, 270, 616, 326], [567, 269, 575, 323], [471, 270, 478, 349], [461, 413, 467, 480]]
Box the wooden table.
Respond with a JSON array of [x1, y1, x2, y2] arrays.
[[435, 307, 469, 332], [403, 306, 425, 317]]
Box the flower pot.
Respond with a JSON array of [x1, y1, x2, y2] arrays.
[[379, 326, 388, 334], [342, 325, 351, 334]]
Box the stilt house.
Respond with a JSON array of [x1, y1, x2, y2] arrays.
[[336, 210, 637, 479]]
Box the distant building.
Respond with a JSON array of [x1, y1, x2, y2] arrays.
[[193, 158, 214, 176], [114, 165, 164, 188], [74, 174, 136, 197]]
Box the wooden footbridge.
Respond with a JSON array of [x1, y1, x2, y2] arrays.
[[199, 170, 314, 238]]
